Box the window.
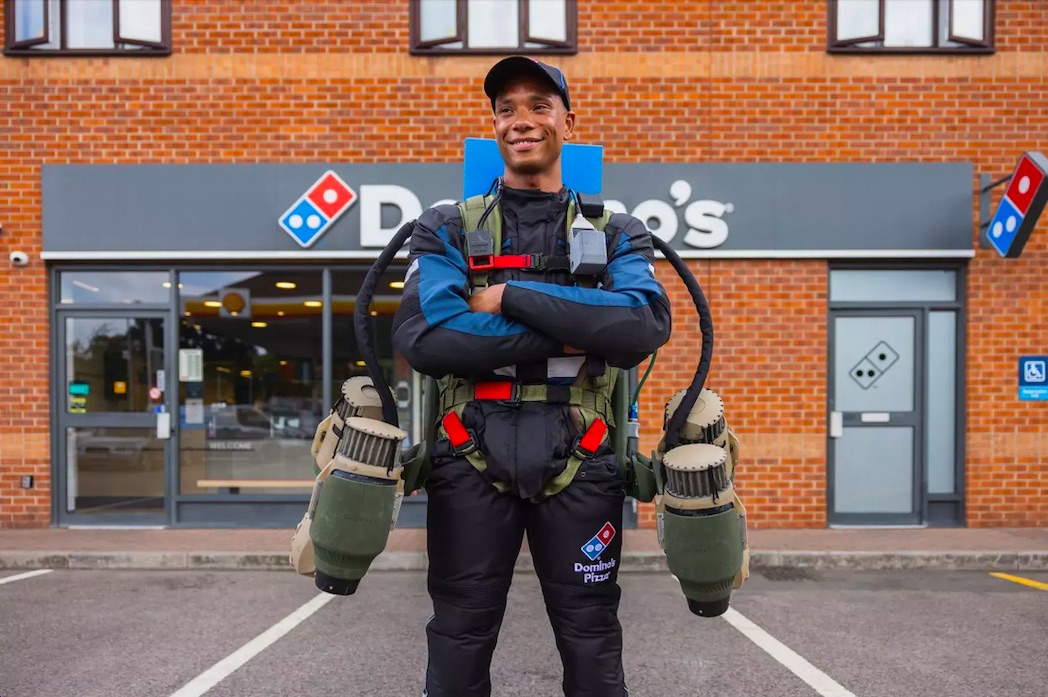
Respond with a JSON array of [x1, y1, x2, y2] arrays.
[[828, 0, 993, 53], [4, 0, 171, 56], [410, 0, 576, 55]]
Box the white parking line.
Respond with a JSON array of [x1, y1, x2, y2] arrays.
[[0, 569, 53, 585], [168, 592, 336, 697], [722, 607, 856, 697]]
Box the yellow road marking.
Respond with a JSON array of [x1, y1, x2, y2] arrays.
[[990, 572, 1048, 591]]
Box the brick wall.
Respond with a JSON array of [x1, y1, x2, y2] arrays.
[[1, 0, 1046, 528]]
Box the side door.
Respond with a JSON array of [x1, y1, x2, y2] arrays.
[[828, 310, 923, 526]]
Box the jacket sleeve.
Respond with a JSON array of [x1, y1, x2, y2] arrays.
[[391, 205, 563, 377], [499, 214, 672, 369]]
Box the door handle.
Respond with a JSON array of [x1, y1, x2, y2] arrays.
[[829, 411, 843, 439], [156, 412, 171, 440]]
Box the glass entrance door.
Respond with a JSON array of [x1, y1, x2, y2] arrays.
[[56, 313, 173, 524], [829, 311, 923, 525]]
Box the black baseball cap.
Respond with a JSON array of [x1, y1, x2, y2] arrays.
[[484, 56, 571, 112]]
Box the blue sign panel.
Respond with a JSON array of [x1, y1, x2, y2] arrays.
[[1019, 355, 1048, 401], [463, 138, 604, 199], [987, 197, 1023, 258]]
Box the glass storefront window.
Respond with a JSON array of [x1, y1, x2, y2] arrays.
[[65, 317, 165, 414], [331, 266, 414, 442], [60, 271, 171, 305], [177, 271, 324, 495]]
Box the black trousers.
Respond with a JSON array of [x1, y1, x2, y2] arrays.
[[422, 455, 629, 697]]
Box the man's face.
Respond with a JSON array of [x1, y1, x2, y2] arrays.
[[492, 76, 575, 180]]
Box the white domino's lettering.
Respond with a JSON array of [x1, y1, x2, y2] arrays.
[[279, 177, 735, 251]]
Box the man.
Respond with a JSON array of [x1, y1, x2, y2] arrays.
[[391, 55, 672, 697]]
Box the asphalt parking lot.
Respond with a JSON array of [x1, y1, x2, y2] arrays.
[[1, 568, 1046, 697]]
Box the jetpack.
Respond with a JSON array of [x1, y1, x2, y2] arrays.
[[290, 140, 750, 617]]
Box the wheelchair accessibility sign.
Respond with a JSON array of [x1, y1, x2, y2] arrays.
[[1019, 356, 1048, 401]]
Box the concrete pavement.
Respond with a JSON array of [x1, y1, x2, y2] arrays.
[[2, 568, 1047, 697], [2, 526, 1047, 572]]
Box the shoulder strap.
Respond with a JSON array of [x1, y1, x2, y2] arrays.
[[565, 198, 613, 234], [459, 194, 502, 291]]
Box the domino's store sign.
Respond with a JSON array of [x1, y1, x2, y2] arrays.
[[1019, 356, 1048, 401], [279, 171, 357, 248], [988, 151, 1048, 258]]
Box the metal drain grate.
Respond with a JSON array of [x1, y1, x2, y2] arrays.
[[758, 567, 823, 582]]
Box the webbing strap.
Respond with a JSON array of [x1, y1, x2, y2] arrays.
[[460, 195, 502, 290], [537, 417, 608, 500], [441, 411, 472, 450], [439, 381, 615, 426]]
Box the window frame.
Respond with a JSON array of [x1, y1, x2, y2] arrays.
[[827, 0, 995, 55], [3, 0, 172, 57], [409, 0, 578, 56]]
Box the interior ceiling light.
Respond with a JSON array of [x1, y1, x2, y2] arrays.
[[304, 300, 322, 307], [275, 281, 297, 289], [251, 321, 267, 328], [204, 301, 222, 308], [389, 280, 405, 289]]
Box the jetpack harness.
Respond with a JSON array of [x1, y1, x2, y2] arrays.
[[292, 140, 750, 616]]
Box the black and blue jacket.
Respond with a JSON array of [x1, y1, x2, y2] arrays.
[[391, 186, 672, 380]]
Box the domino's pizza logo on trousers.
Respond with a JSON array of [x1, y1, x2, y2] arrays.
[[576, 522, 617, 584], [581, 522, 616, 561]]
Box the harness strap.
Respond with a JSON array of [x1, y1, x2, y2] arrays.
[[460, 194, 502, 290], [439, 379, 616, 427], [534, 417, 609, 501], [468, 253, 572, 273]]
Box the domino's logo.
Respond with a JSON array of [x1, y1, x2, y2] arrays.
[[987, 152, 1048, 258], [581, 522, 616, 561], [279, 171, 357, 248]]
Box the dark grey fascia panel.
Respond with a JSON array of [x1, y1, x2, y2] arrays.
[[42, 162, 974, 259]]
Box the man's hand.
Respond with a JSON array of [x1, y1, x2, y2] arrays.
[[468, 283, 506, 314]]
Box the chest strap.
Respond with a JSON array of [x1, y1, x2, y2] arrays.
[[467, 252, 571, 273]]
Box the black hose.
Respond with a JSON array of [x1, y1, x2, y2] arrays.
[[353, 220, 715, 445], [650, 236, 714, 450], [353, 220, 416, 426]]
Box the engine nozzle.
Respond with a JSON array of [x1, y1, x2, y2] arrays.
[[658, 394, 745, 619], [311, 416, 407, 596]]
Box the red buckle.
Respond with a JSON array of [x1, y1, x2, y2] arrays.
[[441, 412, 477, 454], [474, 381, 516, 401], [492, 254, 534, 269], [468, 255, 537, 272], [576, 418, 608, 456]]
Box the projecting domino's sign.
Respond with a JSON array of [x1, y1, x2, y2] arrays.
[[987, 152, 1048, 258], [42, 161, 975, 259]]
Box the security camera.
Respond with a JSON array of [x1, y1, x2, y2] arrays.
[[9, 251, 29, 267]]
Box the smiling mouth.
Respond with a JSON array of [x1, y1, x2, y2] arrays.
[[509, 138, 543, 150]]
